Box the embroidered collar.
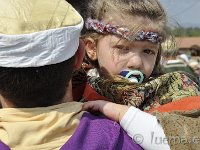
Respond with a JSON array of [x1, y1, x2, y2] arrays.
[[85, 18, 163, 43]]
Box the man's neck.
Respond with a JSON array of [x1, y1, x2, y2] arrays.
[[0, 95, 15, 108], [62, 80, 74, 103]]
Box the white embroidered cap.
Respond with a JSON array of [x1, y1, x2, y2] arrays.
[[0, 0, 83, 67]]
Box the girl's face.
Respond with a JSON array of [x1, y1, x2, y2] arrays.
[[96, 35, 159, 79]]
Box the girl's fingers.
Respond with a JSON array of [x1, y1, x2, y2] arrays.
[[83, 100, 120, 122], [82, 100, 107, 112], [83, 100, 130, 122]]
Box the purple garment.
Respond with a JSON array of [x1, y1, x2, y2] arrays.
[[61, 112, 143, 150], [0, 141, 10, 150], [0, 113, 143, 150]]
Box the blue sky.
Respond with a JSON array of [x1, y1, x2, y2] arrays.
[[160, 0, 200, 27]]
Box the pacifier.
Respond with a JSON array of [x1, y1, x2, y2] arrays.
[[119, 70, 145, 84]]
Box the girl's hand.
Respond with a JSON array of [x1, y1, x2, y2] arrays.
[[82, 100, 130, 122]]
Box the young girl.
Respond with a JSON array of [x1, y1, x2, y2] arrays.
[[82, 0, 164, 79], [72, 0, 200, 110], [69, 0, 200, 149]]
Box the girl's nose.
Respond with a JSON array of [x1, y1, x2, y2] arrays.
[[126, 55, 143, 70]]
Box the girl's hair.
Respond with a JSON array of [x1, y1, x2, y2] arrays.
[[80, 0, 168, 76]]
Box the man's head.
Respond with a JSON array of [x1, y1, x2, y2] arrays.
[[0, 0, 84, 108]]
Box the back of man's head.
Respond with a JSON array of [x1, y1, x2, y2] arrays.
[[0, 0, 83, 107]]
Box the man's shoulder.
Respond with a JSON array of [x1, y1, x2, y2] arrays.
[[60, 112, 142, 150], [0, 112, 142, 150]]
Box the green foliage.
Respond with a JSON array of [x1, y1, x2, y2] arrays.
[[171, 27, 200, 37]]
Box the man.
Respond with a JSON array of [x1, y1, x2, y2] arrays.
[[0, 0, 141, 150]]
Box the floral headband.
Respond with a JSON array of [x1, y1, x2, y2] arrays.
[[85, 18, 163, 43]]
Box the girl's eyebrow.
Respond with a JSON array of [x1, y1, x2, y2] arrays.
[[109, 37, 159, 50], [143, 42, 159, 48], [129, 41, 160, 50], [109, 38, 125, 45]]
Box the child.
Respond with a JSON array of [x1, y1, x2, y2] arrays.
[[69, 0, 200, 149], [72, 0, 200, 110], [82, 0, 165, 79]]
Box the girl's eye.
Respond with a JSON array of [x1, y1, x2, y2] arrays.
[[113, 45, 124, 49], [143, 49, 156, 55]]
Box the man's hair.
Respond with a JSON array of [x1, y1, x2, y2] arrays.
[[0, 56, 75, 108]]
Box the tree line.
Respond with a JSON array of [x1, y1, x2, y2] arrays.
[[171, 27, 200, 37]]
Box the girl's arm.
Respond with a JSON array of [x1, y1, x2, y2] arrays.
[[83, 100, 170, 150]]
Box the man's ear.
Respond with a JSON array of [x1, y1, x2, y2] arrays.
[[74, 39, 86, 69], [83, 37, 97, 61]]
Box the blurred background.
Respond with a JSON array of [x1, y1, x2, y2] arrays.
[[160, 0, 200, 27], [159, 0, 200, 81]]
